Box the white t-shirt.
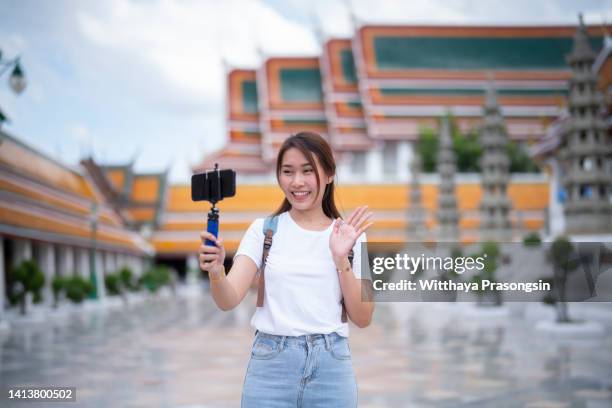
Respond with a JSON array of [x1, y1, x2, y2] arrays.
[[234, 211, 367, 337]]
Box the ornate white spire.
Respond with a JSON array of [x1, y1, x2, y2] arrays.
[[479, 82, 512, 241], [560, 15, 612, 234], [437, 114, 459, 241]]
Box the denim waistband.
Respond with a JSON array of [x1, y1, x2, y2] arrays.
[[255, 330, 345, 350]]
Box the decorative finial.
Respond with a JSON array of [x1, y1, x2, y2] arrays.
[[309, 10, 325, 47], [221, 57, 229, 72], [343, 0, 359, 31]]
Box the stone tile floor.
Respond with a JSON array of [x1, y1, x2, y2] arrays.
[[1, 289, 611, 407]]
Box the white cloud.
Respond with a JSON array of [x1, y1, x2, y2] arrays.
[[69, 123, 90, 142], [304, 0, 612, 35], [67, 122, 97, 160], [66, 0, 324, 182], [349, 0, 611, 25], [75, 0, 320, 106], [249, 2, 320, 57], [2, 33, 28, 56]]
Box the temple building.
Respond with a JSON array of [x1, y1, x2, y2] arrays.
[[166, 20, 610, 272], [1, 18, 610, 314], [0, 130, 152, 320], [186, 21, 608, 253], [194, 69, 267, 175]]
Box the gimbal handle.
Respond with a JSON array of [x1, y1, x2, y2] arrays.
[[206, 205, 219, 246]]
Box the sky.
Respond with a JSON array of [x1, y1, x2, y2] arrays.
[[0, 0, 611, 183]]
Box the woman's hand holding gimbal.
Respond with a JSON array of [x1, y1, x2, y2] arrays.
[[199, 231, 226, 279]]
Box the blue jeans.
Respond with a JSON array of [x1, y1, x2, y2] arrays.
[[241, 331, 358, 407]]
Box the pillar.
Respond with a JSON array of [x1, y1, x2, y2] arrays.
[[13, 239, 32, 266], [103, 252, 113, 275], [39, 243, 55, 306], [76, 248, 89, 280], [397, 140, 412, 181], [57, 246, 75, 277], [0, 236, 5, 317], [95, 251, 106, 299], [186, 254, 199, 284], [366, 145, 383, 182]]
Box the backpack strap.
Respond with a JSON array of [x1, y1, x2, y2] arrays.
[[257, 216, 278, 307]]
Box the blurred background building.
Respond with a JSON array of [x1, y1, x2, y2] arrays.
[[174, 19, 610, 275], [1, 17, 610, 308], [0, 131, 153, 313]]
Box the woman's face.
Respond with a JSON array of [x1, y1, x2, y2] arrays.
[[279, 147, 331, 212]]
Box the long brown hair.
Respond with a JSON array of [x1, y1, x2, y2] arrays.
[[272, 132, 342, 219]]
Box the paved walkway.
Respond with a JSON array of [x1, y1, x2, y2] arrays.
[[1, 288, 611, 407]]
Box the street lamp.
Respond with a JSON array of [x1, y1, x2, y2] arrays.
[[0, 49, 27, 128], [0, 49, 27, 95], [89, 202, 99, 299]]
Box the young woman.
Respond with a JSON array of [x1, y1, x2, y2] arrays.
[[198, 132, 374, 407]]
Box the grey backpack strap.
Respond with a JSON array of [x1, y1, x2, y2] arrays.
[[257, 216, 279, 308], [340, 249, 355, 323]]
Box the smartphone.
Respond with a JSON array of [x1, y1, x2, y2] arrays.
[[191, 168, 236, 203]]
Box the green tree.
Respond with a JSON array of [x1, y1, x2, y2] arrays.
[[418, 125, 483, 173], [65, 276, 94, 303], [547, 236, 580, 323], [417, 127, 437, 172], [118, 267, 139, 291], [139, 265, 172, 293], [417, 119, 541, 173], [105, 273, 121, 296], [11, 260, 45, 315], [51, 276, 65, 308], [523, 232, 542, 247], [471, 241, 503, 306], [453, 130, 482, 172], [507, 142, 540, 173]]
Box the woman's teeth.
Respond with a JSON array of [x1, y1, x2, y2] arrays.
[[292, 191, 310, 198]]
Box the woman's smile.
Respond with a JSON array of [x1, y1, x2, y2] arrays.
[[291, 190, 311, 201]]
